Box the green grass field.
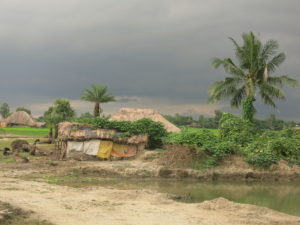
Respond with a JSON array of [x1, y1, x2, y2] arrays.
[[182, 127, 219, 135], [0, 127, 49, 136]]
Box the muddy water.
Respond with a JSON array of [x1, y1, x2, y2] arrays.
[[60, 178, 300, 216]]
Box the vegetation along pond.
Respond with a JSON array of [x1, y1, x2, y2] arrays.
[[46, 176, 300, 217]]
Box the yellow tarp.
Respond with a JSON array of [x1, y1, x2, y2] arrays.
[[111, 143, 137, 158], [97, 140, 113, 159]]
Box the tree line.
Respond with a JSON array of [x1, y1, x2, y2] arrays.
[[164, 111, 300, 130]]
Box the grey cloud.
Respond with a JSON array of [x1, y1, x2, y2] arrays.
[[0, 0, 299, 119]]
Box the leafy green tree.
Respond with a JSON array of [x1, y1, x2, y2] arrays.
[[209, 32, 297, 122], [44, 99, 75, 140], [44, 106, 57, 140], [0, 103, 10, 118], [81, 85, 115, 118], [16, 107, 31, 115]]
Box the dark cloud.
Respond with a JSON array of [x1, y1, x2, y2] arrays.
[[0, 0, 299, 119]]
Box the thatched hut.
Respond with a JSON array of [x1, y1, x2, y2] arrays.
[[5, 111, 45, 127], [57, 122, 148, 160], [109, 108, 181, 132]]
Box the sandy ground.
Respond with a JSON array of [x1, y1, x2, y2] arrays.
[[0, 175, 300, 225]]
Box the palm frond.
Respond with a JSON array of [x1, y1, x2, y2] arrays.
[[267, 76, 298, 88], [259, 83, 286, 101], [267, 52, 286, 73], [260, 39, 278, 62], [81, 85, 115, 103], [212, 58, 245, 77], [209, 78, 242, 103], [260, 92, 277, 108], [230, 85, 246, 107]]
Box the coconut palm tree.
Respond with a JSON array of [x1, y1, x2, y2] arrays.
[[81, 85, 115, 117], [209, 32, 297, 122]]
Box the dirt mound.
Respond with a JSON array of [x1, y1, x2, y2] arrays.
[[157, 145, 198, 168]]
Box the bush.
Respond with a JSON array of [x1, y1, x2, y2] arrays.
[[219, 113, 258, 146], [76, 117, 167, 149], [163, 128, 237, 167], [245, 129, 300, 162], [247, 152, 279, 168], [163, 128, 216, 147]]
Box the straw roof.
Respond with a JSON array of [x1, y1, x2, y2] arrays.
[[58, 121, 148, 144], [109, 108, 181, 132], [5, 111, 38, 127], [0, 114, 4, 122]]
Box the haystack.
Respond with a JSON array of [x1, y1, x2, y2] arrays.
[[5, 111, 38, 127], [110, 108, 181, 132]]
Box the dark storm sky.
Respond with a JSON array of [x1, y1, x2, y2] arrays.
[[0, 0, 299, 119]]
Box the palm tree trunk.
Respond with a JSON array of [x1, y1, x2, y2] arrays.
[[94, 102, 100, 117], [242, 97, 256, 122], [99, 105, 103, 117]]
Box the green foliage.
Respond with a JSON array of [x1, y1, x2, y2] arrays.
[[247, 152, 279, 168], [245, 129, 300, 162], [219, 113, 258, 146], [0, 103, 10, 118], [163, 110, 223, 129], [164, 111, 300, 131], [164, 112, 300, 169], [242, 97, 256, 122], [164, 128, 237, 167], [209, 31, 297, 120], [44, 99, 75, 127], [163, 128, 216, 147], [81, 85, 115, 117], [77, 117, 167, 149]]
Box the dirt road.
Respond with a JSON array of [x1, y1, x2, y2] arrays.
[[1, 176, 299, 225]]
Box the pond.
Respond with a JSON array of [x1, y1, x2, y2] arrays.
[[78, 179, 300, 216], [49, 176, 300, 217]]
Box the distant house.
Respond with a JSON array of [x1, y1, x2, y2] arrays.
[[0, 114, 7, 127], [109, 108, 181, 132], [5, 111, 45, 128]]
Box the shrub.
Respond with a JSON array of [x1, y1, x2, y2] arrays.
[[163, 128, 237, 167], [219, 113, 258, 146], [247, 152, 279, 168], [163, 128, 216, 147], [245, 129, 300, 162]]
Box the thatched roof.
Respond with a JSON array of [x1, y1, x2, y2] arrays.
[[5, 111, 38, 127], [109, 108, 181, 132], [0, 114, 4, 122], [58, 122, 148, 144]]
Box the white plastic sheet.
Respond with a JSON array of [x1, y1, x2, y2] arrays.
[[67, 141, 84, 156], [83, 140, 101, 155]]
